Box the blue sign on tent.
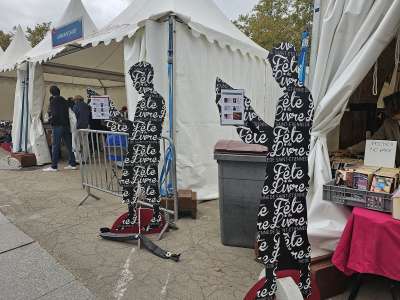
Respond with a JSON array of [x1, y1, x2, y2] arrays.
[[52, 19, 83, 48]]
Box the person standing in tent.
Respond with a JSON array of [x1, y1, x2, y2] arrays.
[[72, 95, 91, 162], [347, 92, 400, 166], [73, 95, 90, 130], [43, 86, 77, 172]]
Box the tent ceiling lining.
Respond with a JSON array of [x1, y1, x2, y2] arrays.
[[42, 62, 125, 82]]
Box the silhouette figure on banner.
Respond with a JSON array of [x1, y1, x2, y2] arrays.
[[215, 42, 315, 299], [97, 62, 179, 262], [105, 61, 166, 230]]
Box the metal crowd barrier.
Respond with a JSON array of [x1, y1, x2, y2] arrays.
[[77, 129, 178, 223]]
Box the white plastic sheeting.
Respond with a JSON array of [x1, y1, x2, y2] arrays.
[[28, 63, 51, 165], [11, 63, 30, 153], [307, 0, 400, 256], [22, 0, 98, 64], [0, 25, 31, 72]]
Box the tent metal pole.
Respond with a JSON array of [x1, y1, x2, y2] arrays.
[[309, 0, 321, 86], [18, 66, 26, 153], [168, 15, 175, 141], [24, 63, 30, 153]]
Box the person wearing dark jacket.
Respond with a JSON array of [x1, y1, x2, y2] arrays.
[[43, 86, 77, 171], [67, 97, 75, 109], [72, 95, 90, 163], [72, 95, 90, 129]]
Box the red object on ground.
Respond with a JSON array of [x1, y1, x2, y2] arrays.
[[332, 207, 400, 281], [244, 270, 321, 300], [0, 142, 12, 152], [110, 208, 165, 235]]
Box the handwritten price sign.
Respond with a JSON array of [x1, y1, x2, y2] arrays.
[[364, 140, 397, 168]]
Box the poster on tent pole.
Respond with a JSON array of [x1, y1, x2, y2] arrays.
[[219, 89, 245, 126], [90, 96, 110, 120]]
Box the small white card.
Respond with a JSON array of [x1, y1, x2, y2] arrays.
[[220, 89, 245, 126], [364, 140, 397, 168], [90, 96, 110, 120]]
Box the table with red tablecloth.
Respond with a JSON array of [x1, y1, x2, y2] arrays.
[[333, 207, 400, 281]]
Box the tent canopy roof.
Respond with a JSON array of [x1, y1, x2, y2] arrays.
[[83, 0, 268, 59], [22, 0, 98, 64], [26, 0, 268, 65], [0, 25, 31, 72]]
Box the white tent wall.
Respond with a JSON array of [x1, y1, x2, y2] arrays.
[[174, 21, 277, 199], [0, 76, 17, 120], [124, 28, 147, 121], [122, 18, 279, 199], [307, 0, 400, 256]]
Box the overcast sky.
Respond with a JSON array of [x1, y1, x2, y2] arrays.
[[0, 0, 258, 32]]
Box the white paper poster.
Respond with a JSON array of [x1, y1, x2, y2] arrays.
[[220, 89, 245, 126], [364, 140, 397, 168], [90, 96, 110, 120]]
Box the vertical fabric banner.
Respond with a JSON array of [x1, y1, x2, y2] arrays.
[[298, 31, 309, 85]]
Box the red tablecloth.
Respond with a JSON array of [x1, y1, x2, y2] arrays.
[[332, 208, 400, 281]]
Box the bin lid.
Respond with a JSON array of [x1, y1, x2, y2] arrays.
[[214, 140, 268, 156]]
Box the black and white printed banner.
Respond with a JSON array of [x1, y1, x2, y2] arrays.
[[216, 42, 315, 299]]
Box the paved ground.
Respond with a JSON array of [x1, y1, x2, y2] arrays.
[[0, 210, 94, 300], [0, 156, 394, 299]]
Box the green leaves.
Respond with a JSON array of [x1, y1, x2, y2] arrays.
[[0, 31, 13, 50], [0, 22, 51, 50], [235, 0, 313, 51], [26, 22, 51, 47]]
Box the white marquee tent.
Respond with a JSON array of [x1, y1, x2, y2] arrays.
[[0, 25, 32, 72], [20, 0, 282, 200], [0, 26, 31, 124], [14, 0, 127, 161], [307, 0, 400, 256]]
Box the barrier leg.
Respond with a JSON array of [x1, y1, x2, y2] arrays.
[[79, 186, 100, 206], [138, 205, 142, 250], [158, 224, 169, 241]]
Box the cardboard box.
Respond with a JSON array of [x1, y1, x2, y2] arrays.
[[160, 189, 197, 219], [10, 152, 37, 167], [353, 166, 380, 191], [370, 168, 399, 193]]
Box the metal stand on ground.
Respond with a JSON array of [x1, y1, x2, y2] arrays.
[[79, 186, 100, 206], [77, 129, 179, 243]]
